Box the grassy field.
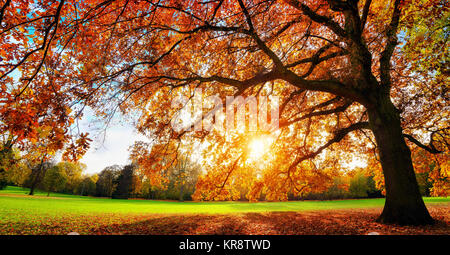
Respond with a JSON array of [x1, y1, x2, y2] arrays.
[[2, 185, 449, 215], [0, 186, 449, 235]]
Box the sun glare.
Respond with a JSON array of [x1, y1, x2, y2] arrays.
[[248, 136, 273, 160]]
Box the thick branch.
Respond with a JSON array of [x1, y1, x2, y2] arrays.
[[283, 69, 367, 104], [360, 0, 372, 30], [286, 48, 346, 69], [285, 0, 347, 38], [237, 0, 284, 68], [287, 121, 370, 171], [0, 0, 11, 25], [279, 100, 352, 128], [379, 0, 401, 90], [11, 0, 66, 99], [403, 134, 443, 154]]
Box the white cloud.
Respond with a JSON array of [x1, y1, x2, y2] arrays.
[[80, 126, 146, 174], [76, 108, 148, 174]]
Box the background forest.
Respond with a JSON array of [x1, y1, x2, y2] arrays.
[[0, 147, 443, 201]]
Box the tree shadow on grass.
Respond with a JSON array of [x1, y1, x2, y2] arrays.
[[87, 206, 449, 235], [241, 209, 450, 235], [89, 214, 248, 235], [241, 211, 364, 235]]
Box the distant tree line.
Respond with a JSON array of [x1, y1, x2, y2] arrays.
[[0, 154, 436, 201], [0, 153, 203, 201], [95, 164, 136, 199], [287, 168, 434, 201], [294, 170, 383, 200], [2, 159, 99, 197], [132, 156, 201, 201]]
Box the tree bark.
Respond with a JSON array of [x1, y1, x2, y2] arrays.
[[179, 185, 184, 202], [29, 165, 43, 196], [368, 94, 434, 225]]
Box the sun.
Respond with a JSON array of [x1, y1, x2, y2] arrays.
[[248, 136, 273, 160]]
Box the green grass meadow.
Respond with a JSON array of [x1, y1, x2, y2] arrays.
[[1, 185, 449, 215]]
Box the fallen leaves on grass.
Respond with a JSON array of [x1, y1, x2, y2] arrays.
[[0, 205, 448, 235]]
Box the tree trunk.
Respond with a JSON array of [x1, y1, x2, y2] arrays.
[[368, 95, 434, 225], [80, 182, 85, 196], [29, 168, 41, 196], [29, 181, 36, 195], [29, 157, 46, 196], [179, 185, 184, 202]]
